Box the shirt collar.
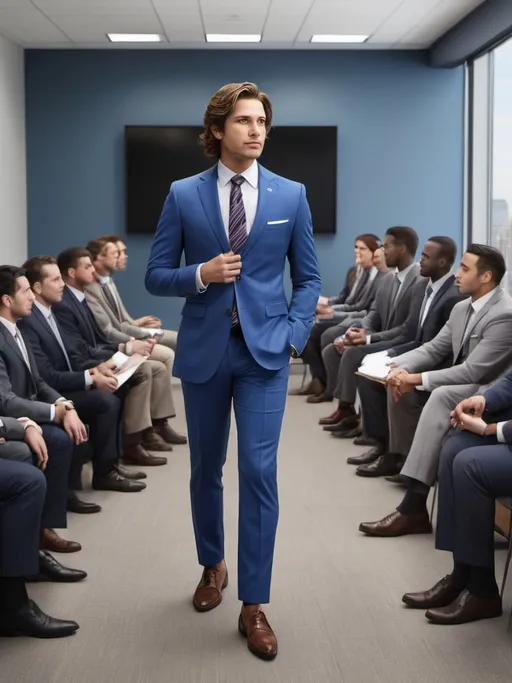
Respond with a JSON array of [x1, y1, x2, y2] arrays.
[[428, 271, 453, 295], [0, 316, 18, 338], [34, 300, 52, 320], [471, 287, 498, 314], [395, 262, 416, 284], [98, 275, 111, 285], [67, 284, 85, 303], [217, 160, 259, 189]]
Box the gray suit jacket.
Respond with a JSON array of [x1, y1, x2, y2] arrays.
[[0, 324, 62, 423], [84, 281, 150, 344], [393, 287, 512, 390], [331, 269, 389, 321], [357, 264, 423, 342], [0, 416, 26, 441]]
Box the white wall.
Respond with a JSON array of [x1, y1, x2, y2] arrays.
[[0, 34, 25, 265]]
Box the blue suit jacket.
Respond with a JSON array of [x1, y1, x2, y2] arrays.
[[483, 372, 512, 444], [146, 163, 321, 383]]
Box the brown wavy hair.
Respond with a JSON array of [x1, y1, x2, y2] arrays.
[[199, 82, 273, 158]]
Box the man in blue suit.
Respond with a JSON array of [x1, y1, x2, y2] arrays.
[[146, 82, 321, 660], [401, 372, 512, 625]]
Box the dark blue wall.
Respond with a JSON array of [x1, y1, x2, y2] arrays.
[[25, 50, 465, 329]]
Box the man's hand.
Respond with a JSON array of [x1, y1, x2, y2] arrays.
[[386, 369, 421, 401], [130, 339, 155, 356], [334, 335, 345, 351], [316, 306, 334, 321], [200, 252, 241, 284], [92, 372, 118, 393], [134, 315, 161, 328], [95, 360, 117, 377], [62, 411, 88, 446], [344, 328, 367, 346], [317, 296, 329, 308], [452, 413, 487, 435], [25, 425, 48, 471], [451, 395, 486, 424]]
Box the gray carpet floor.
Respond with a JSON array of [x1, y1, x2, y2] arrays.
[[2, 374, 512, 683]]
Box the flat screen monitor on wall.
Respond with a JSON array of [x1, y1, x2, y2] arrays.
[[124, 125, 337, 235]]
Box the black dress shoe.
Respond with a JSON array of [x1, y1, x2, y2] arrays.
[[356, 452, 403, 477], [113, 463, 147, 480], [426, 590, 502, 625], [402, 575, 463, 609], [67, 491, 101, 514], [26, 551, 87, 583], [353, 436, 376, 447], [92, 471, 146, 492], [347, 445, 385, 465], [0, 600, 79, 639]]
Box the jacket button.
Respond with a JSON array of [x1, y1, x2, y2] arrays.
[[225, 309, 232, 317]]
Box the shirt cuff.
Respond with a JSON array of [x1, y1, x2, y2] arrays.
[[85, 370, 93, 388], [415, 372, 430, 392], [497, 422, 507, 443], [195, 264, 208, 293], [365, 335, 371, 345], [50, 405, 55, 420]]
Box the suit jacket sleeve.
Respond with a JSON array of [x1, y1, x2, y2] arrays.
[[327, 267, 353, 306], [27, 345, 63, 405], [145, 182, 201, 298], [0, 356, 54, 422], [358, 297, 382, 333], [21, 325, 87, 393], [286, 184, 322, 353], [416, 314, 512, 390], [483, 371, 512, 412], [393, 318, 454, 373], [84, 289, 134, 344], [52, 304, 116, 364], [0, 416, 26, 440]]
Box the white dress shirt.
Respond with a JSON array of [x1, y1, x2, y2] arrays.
[[67, 284, 86, 302], [195, 160, 259, 291], [419, 272, 454, 327], [421, 287, 497, 390], [33, 300, 93, 388]]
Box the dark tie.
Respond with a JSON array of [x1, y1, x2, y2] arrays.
[[228, 175, 247, 326], [455, 304, 474, 364]]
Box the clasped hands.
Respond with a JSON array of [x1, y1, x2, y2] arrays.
[[449, 395, 488, 435], [334, 326, 367, 350]]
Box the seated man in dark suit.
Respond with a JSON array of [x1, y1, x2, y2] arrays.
[[0, 265, 86, 553], [19, 256, 146, 505], [0, 458, 79, 638], [400, 372, 512, 625], [0, 415, 86, 583]]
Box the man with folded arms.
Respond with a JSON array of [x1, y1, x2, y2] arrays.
[[359, 245, 512, 538], [401, 374, 512, 625], [19, 256, 146, 503], [0, 265, 87, 553]]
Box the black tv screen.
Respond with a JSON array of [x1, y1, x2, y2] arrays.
[[125, 125, 337, 235]]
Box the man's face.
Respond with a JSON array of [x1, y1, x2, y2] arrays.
[[214, 98, 267, 164], [456, 252, 488, 294], [4, 276, 35, 318], [73, 256, 96, 287], [36, 264, 65, 304], [97, 242, 119, 272], [419, 241, 444, 278], [116, 241, 127, 270], [382, 234, 401, 268]]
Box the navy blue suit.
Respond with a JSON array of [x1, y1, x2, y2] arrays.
[[436, 370, 512, 568], [0, 459, 46, 577], [146, 163, 321, 603], [19, 307, 124, 484]]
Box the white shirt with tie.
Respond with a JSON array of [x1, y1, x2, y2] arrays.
[[195, 159, 259, 292]]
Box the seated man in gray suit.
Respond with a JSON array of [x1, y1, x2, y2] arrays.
[[317, 226, 422, 417], [359, 245, 512, 537], [102, 234, 177, 350], [401, 373, 512, 625]]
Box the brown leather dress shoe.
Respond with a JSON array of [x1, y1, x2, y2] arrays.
[[155, 421, 188, 445], [319, 407, 342, 425], [288, 378, 323, 397], [40, 528, 82, 554], [123, 445, 167, 467], [402, 575, 463, 609], [359, 510, 432, 537], [143, 427, 173, 451], [92, 471, 146, 492], [426, 590, 502, 625], [238, 608, 278, 661], [193, 566, 228, 612], [113, 463, 147, 480], [306, 392, 333, 404]]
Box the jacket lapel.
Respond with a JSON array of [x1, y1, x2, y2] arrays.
[[66, 288, 96, 345], [197, 166, 230, 253], [423, 276, 456, 322], [463, 289, 502, 341], [0, 325, 35, 389], [241, 165, 278, 257]]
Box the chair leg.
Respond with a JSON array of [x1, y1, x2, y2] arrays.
[[501, 536, 512, 599], [430, 483, 438, 522], [300, 363, 308, 389]]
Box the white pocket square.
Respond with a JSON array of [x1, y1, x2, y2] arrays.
[[267, 219, 289, 225]]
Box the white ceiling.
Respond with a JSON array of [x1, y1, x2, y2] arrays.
[[0, 0, 485, 49]]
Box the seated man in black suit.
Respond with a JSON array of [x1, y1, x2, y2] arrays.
[[0, 265, 85, 553], [0, 415, 86, 583], [401, 372, 512, 625], [19, 256, 146, 505], [0, 458, 79, 638]]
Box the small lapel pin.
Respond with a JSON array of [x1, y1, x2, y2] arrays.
[[267, 187, 272, 192]]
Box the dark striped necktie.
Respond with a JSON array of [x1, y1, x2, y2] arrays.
[[228, 175, 247, 326]]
